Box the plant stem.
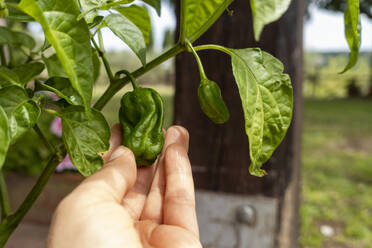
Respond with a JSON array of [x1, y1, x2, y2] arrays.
[[33, 124, 55, 154], [193, 44, 232, 56], [0, 171, 11, 221], [0, 45, 6, 66], [0, 149, 65, 247], [179, 0, 186, 43], [93, 43, 184, 111], [91, 37, 114, 83], [185, 40, 207, 81], [115, 70, 139, 89], [98, 30, 104, 52]]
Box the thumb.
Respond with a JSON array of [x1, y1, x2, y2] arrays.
[[74, 146, 137, 203]]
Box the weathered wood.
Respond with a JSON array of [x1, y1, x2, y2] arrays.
[[175, 1, 304, 247]]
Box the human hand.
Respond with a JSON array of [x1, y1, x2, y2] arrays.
[[47, 125, 201, 248]]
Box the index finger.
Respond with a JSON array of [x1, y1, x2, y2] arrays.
[[162, 143, 199, 238]]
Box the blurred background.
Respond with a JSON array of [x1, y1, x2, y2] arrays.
[[2, 0, 372, 247]]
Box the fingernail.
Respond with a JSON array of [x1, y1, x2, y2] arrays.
[[109, 147, 125, 162], [165, 127, 181, 145]]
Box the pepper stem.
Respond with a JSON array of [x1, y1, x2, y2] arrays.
[[115, 70, 139, 90], [185, 40, 208, 81]]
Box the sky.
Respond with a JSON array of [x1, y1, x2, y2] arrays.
[[101, 3, 372, 52], [304, 6, 372, 51], [28, 3, 372, 52]]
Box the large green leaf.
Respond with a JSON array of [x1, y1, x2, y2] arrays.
[[42, 54, 68, 78], [12, 62, 45, 86], [79, 0, 100, 23], [0, 86, 40, 141], [0, 63, 44, 87], [19, 0, 94, 115], [0, 27, 14, 45], [7, 6, 34, 22], [0, 106, 10, 169], [250, 0, 291, 41], [143, 0, 161, 16], [0, 66, 21, 86], [341, 0, 361, 73], [105, 13, 146, 65], [181, 0, 233, 42], [35, 77, 83, 105], [61, 106, 110, 177], [0, 26, 35, 49], [229, 48, 293, 177], [115, 5, 151, 45]]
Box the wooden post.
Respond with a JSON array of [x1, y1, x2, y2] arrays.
[[175, 1, 304, 247]]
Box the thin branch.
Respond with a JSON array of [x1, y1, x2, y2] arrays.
[[33, 124, 55, 154], [91, 36, 114, 83], [93, 43, 184, 110], [0, 149, 65, 247]]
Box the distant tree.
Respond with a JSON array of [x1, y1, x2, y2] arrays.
[[347, 78, 362, 97], [308, 0, 372, 97], [308, 0, 371, 18]]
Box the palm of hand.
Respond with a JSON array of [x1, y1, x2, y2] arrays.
[[47, 126, 201, 248]]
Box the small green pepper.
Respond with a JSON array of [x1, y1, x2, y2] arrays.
[[185, 40, 230, 124], [118, 70, 164, 166], [198, 78, 230, 124]]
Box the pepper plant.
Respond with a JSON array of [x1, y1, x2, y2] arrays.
[[0, 0, 361, 246]]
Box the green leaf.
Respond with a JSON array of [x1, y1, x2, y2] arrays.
[[0, 27, 14, 45], [229, 48, 293, 177], [105, 13, 147, 65], [61, 106, 110, 177], [12, 31, 36, 50], [0, 85, 41, 141], [0, 66, 21, 86], [250, 0, 291, 41], [7, 7, 34, 22], [0, 26, 35, 50], [35, 77, 83, 105], [42, 54, 67, 78], [0, 0, 8, 18], [115, 5, 151, 45], [12, 62, 45, 86], [79, 0, 100, 23], [341, 0, 361, 73], [19, 0, 94, 115], [181, 0, 233, 42], [143, 0, 161, 16], [44, 51, 99, 83], [0, 106, 10, 169]]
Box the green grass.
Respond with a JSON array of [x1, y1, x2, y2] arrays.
[[300, 98, 372, 248]]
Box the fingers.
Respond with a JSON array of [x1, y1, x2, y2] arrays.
[[162, 143, 199, 238], [140, 126, 189, 223], [121, 165, 157, 220], [102, 123, 123, 163], [73, 146, 137, 203], [136, 221, 202, 248]]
